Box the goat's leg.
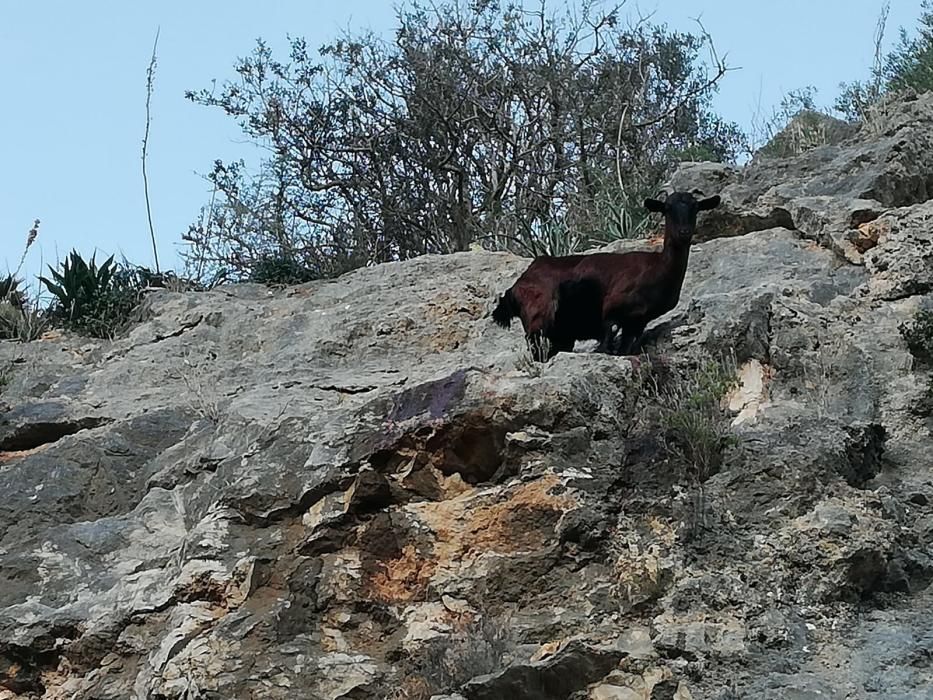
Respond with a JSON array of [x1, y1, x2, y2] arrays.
[[616, 323, 646, 355], [596, 322, 623, 355], [603, 322, 632, 355]]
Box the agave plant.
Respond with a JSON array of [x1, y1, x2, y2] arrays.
[[0, 275, 25, 309], [0, 275, 48, 341], [39, 250, 116, 320], [38, 250, 152, 338]]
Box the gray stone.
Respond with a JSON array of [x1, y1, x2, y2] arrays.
[[460, 640, 622, 700], [3, 92, 933, 699]]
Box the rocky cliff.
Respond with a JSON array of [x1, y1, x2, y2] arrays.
[[2, 93, 933, 700]]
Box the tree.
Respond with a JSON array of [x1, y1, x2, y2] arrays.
[[183, 0, 743, 285], [885, 0, 933, 92], [836, 1, 933, 121]]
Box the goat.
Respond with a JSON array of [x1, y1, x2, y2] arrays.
[[492, 190, 721, 360]]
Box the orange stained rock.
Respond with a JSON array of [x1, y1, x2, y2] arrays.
[[416, 474, 577, 560], [364, 475, 576, 604], [855, 220, 886, 252], [367, 543, 437, 604], [0, 445, 48, 463]]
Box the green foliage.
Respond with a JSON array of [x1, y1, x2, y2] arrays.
[[528, 220, 589, 258], [0, 300, 48, 342], [571, 174, 657, 246], [834, 82, 880, 124], [40, 250, 117, 314], [39, 250, 148, 339], [751, 87, 823, 157], [672, 143, 722, 162], [759, 111, 834, 159], [1, 219, 44, 342], [0, 301, 21, 338], [0, 275, 48, 342], [183, 0, 743, 284], [643, 357, 738, 482], [756, 5, 933, 149], [248, 254, 321, 285], [136, 268, 206, 293], [887, 2, 933, 93], [0, 275, 25, 309], [836, 1, 933, 121]]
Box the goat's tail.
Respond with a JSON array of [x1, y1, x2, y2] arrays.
[[492, 288, 519, 328]]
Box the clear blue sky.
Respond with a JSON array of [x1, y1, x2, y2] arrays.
[[1, 1, 921, 288]]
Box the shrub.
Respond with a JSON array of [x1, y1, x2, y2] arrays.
[[757, 109, 853, 159], [886, 1, 933, 94], [0, 275, 49, 342], [836, 1, 933, 122], [182, 0, 743, 284], [0, 275, 25, 310], [137, 268, 206, 293], [636, 356, 739, 543], [39, 251, 148, 339], [0, 300, 48, 342], [248, 254, 321, 286], [0, 220, 46, 342], [748, 87, 855, 159], [642, 356, 738, 483], [761, 5, 933, 137]]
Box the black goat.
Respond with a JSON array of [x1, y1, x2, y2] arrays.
[[492, 190, 721, 360]]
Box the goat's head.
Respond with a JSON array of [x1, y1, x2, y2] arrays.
[[644, 190, 721, 244]]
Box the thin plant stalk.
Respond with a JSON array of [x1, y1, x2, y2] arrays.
[[142, 27, 161, 274]]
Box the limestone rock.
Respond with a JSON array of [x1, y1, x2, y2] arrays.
[[3, 93, 933, 699]]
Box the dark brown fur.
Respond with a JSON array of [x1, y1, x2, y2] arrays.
[[492, 191, 721, 360]]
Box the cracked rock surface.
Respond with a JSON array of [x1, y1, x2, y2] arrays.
[[2, 94, 933, 699]]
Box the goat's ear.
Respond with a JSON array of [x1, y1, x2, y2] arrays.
[[698, 195, 721, 211], [644, 198, 666, 213]]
